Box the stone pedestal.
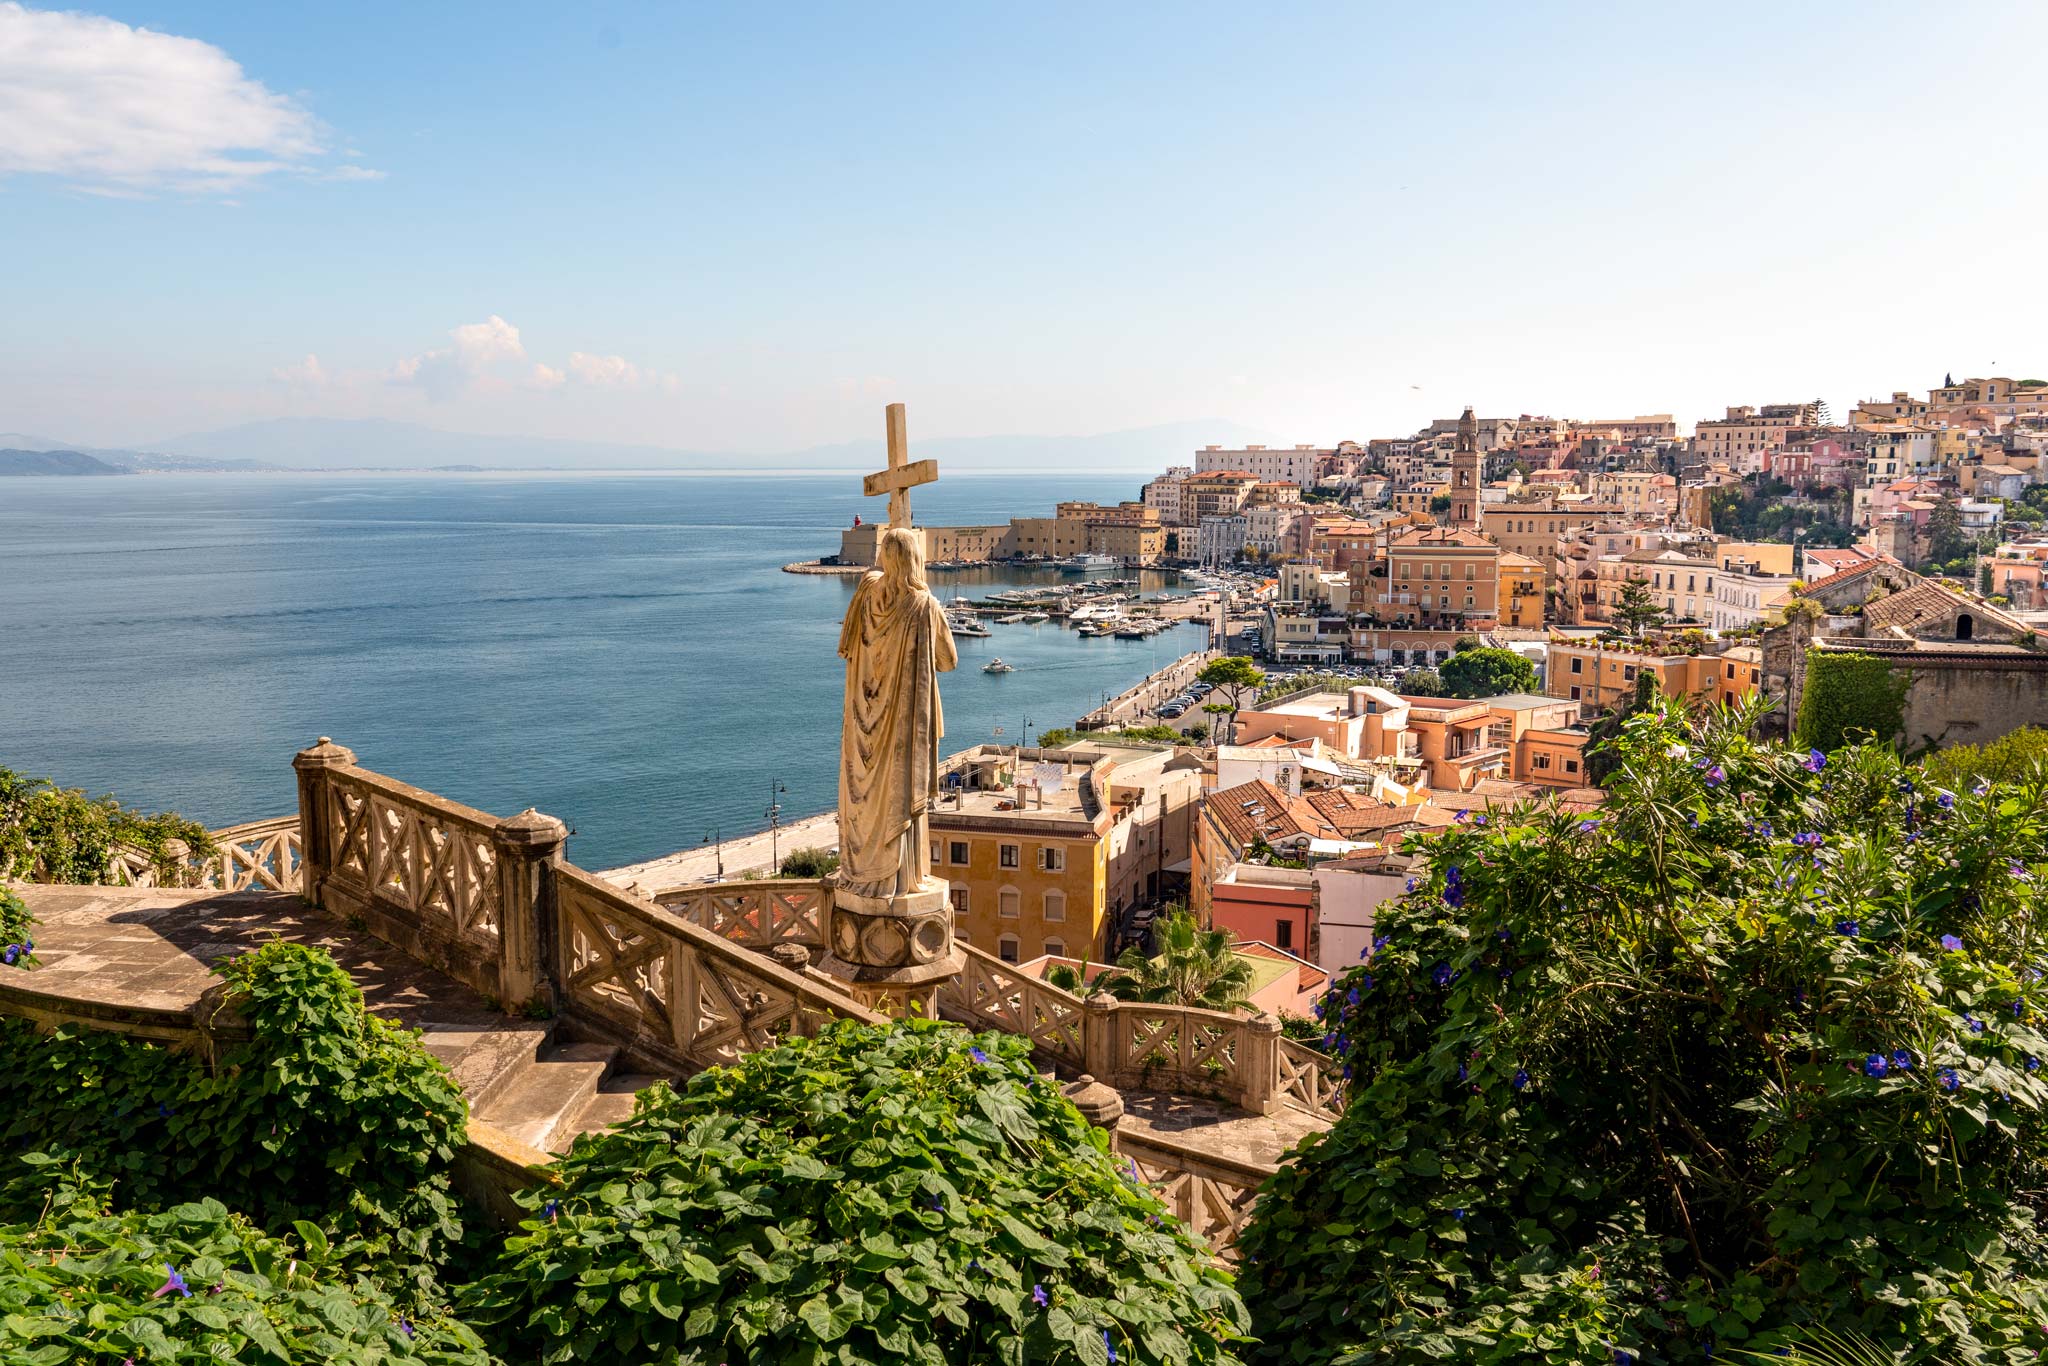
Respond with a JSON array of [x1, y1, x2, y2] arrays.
[[827, 875, 961, 1018]]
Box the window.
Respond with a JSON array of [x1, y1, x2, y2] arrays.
[[930, 841, 941, 866], [999, 843, 1019, 869], [1275, 919, 1293, 950], [949, 841, 969, 866], [1039, 846, 1065, 873], [1570, 657, 1583, 674], [950, 886, 969, 914], [1565, 758, 1580, 774], [998, 936, 1020, 964], [1044, 891, 1066, 922], [1534, 753, 1551, 769], [1043, 938, 1065, 959], [999, 888, 1020, 919], [1569, 685, 1581, 700], [1623, 665, 1636, 681]]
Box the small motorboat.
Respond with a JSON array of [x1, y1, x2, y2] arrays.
[[948, 615, 991, 638], [983, 658, 1017, 674]]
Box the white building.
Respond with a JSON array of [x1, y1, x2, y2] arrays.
[[1142, 467, 1193, 525], [1198, 514, 1249, 568], [1711, 567, 1797, 632], [1196, 444, 1324, 486], [1245, 503, 1302, 558]]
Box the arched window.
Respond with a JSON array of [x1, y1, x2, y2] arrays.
[[999, 888, 1020, 918], [1043, 938, 1065, 959], [1955, 612, 1975, 641], [998, 935, 1020, 964], [1043, 891, 1066, 923]]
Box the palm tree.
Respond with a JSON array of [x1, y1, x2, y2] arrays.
[[1096, 909, 1256, 1012]]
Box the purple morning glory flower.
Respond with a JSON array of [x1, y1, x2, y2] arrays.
[[1803, 749, 1826, 773], [398, 1317, 414, 1340], [1576, 819, 1600, 833], [970, 1046, 991, 1065], [1938, 792, 1955, 810], [1473, 814, 1488, 826], [1404, 878, 1416, 893], [1431, 962, 1453, 988], [2027, 1057, 2040, 1073], [1373, 934, 1390, 951], [1941, 934, 1963, 952], [1704, 764, 1726, 787], [543, 1199, 560, 1221], [1360, 974, 1373, 991], [1863, 1053, 1889, 1078], [1453, 809, 1469, 824], [1835, 920, 1859, 938], [1105, 1330, 1118, 1363], [1792, 832, 1823, 847], [1968, 1015, 1986, 1034], [1939, 1067, 1960, 1092], [1442, 867, 1465, 908], [1974, 781, 1991, 796], [1452, 1208, 1466, 1221], [1032, 1283, 1049, 1307], [1890, 1049, 1913, 1071], [1512, 1068, 1530, 1091], [153, 1265, 190, 1299], [1458, 1063, 1468, 1082], [2012, 862, 2033, 881], [2, 946, 17, 966], [1615, 1351, 1635, 1366]]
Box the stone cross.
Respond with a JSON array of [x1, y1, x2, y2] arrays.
[[862, 402, 938, 529]]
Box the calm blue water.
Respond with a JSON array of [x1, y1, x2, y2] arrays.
[[0, 473, 1205, 869]]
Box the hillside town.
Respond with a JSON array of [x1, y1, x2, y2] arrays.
[[815, 375, 2048, 999]]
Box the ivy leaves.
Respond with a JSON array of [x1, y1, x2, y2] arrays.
[[466, 1018, 1249, 1365]]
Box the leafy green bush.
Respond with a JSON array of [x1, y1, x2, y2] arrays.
[[467, 1018, 1247, 1365], [0, 883, 34, 967], [1794, 650, 1911, 752], [1240, 697, 2048, 1363], [0, 765, 216, 885], [0, 1173, 489, 1365], [778, 846, 841, 877], [1438, 646, 1537, 699], [0, 942, 468, 1295], [1921, 726, 2048, 795]]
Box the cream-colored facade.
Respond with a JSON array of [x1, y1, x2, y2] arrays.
[[1196, 444, 1324, 486], [1695, 404, 1809, 475]]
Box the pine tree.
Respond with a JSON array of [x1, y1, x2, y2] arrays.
[[1927, 494, 1970, 568], [1611, 577, 1667, 638]]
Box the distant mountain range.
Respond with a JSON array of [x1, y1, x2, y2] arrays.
[[0, 448, 129, 476]]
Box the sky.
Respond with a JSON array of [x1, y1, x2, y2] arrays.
[[3, 1, 2045, 458]]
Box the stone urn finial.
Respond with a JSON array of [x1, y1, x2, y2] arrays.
[[495, 808, 569, 850], [292, 736, 357, 771], [1062, 1074, 1125, 1129]]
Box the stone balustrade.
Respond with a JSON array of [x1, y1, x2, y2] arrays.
[[649, 880, 831, 954], [102, 815, 304, 894], [1114, 1130, 1271, 1263]]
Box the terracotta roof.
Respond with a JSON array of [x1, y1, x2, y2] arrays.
[[1390, 527, 1497, 550], [1206, 780, 1337, 848], [1304, 789, 1463, 835], [1861, 581, 2027, 636]]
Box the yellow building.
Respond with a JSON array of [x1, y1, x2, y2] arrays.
[[930, 747, 1112, 965], [1543, 639, 1762, 710], [1497, 552, 1545, 628]]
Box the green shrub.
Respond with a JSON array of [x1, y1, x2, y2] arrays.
[[1794, 650, 1911, 752], [778, 846, 841, 877], [0, 883, 33, 966], [0, 1173, 490, 1365], [0, 941, 468, 1296], [0, 765, 216, 885], [1239, 697, 2048, 1363], [467, 1018, 1248, 1365], [1921, 727, 2048, 794]]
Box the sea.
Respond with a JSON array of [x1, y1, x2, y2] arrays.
[[0, 471, 1208, 870]]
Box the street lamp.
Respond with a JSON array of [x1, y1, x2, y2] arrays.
[[765, 781, 787, 872], [701, 827, 724, 881]]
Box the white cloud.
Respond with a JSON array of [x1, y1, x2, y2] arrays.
[[566, 350, 678, 392], [388, 315, 526, 401], [528, 363, 565, 390], [272, 353, 327, 388], [0, 2, 374, 193]]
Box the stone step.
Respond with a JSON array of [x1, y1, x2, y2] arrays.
[[563, 1071, 667, 1142], [474, 1041, 619, 1154]]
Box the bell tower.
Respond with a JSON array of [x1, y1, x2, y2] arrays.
[[1449, 405, 1481, 527]]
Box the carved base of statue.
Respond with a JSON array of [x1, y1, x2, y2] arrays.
[[826, 874, 962, 1018]]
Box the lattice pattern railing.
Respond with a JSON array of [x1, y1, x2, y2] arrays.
[[1119, 1005, 1252, 1103], [653, 880, 830, 953], [1276, 1037, 1346, 1122], [204, 817, 302, 893], [937, 942, 1087, 1072], [555, 866, 875, 1071], [1116, 1132, 1270, 1263], [324, 771, 501, 952]]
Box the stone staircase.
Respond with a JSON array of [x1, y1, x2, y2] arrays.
[[467, 1036, 662, 1155]]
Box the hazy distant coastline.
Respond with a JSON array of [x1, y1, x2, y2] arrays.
[[0, 415, 1272, 478]]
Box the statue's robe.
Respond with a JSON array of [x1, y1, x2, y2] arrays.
[[837, 570, 958, 899]]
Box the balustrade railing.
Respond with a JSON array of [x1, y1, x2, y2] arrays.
[[1114, 1003, 1261, 1110], [556, 866, 875, 1071], [102, 816, 303, 894], [651, 880, 830, 954], [937, 943, 1088, 1073], [1275, 1037, 1346, 1122], [1114, 1130, 1270, 1262]]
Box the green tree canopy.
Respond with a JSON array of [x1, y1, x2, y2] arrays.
[[1399, 667, 1450, 698], [1437, 647, 1536, 699], [1240, 699, 2048, 1364], [778, 847, 840, 877], [1928, 493, 1972, 567], [1096, 910, 1256, 1011], [1610, 577, 1666, 637], [1581, 666, 1660, 785]]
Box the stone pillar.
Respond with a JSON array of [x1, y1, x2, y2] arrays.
[[1241, 1011, 1284, 1116], [827, 875, 962, 1019], [291, 737, 357, 909], [1083, 991, 1121, 1087], [1062, 1074, 1125, 1132], [493, 808, 568, 1013]]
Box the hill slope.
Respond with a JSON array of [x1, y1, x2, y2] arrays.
[[0, 449, 130, 477]]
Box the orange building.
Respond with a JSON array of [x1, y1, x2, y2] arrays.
[[1543, 640, 1762, 710], [1379, 526, 1501, 629]]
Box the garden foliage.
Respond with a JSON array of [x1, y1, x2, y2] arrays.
[[0, 765, 215, 885], [1795, 651, 1911, 753], [467, 1017, 1248, 1365], [0, 1170, 490, 1365], [1240, 698, 2048, 1363], [0, 941, 468, 1296]]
